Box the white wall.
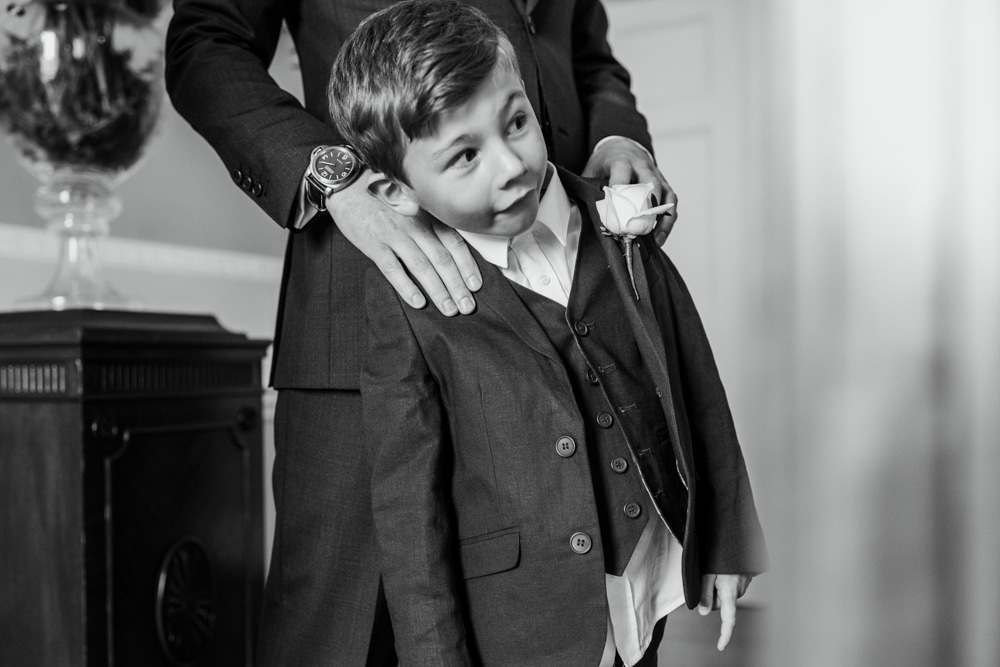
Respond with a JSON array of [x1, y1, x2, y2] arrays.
[[609, 0, 1000, 664], [759, 0, 1000, 664]]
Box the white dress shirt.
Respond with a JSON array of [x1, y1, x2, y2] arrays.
[[458, 165, 685, 666]]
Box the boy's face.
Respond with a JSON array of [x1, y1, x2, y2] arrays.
[[399, 63, 548, 237]]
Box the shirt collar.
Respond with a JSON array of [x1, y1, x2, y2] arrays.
[[458, 163, 571, 269]]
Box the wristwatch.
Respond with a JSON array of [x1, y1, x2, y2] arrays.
[[304, 144, 364, 212]]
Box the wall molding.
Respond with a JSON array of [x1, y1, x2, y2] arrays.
[[0, 222, 283, 283]]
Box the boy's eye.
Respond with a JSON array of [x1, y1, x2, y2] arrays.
[[452, 148, 478, 167], [508, 113, 527, 133]]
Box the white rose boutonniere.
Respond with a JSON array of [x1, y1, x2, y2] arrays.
[[595, 183, 675, 299]]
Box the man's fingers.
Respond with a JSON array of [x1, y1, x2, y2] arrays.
[[653, 183, 679, 246], [398, 221, 473, 315], [607, 159, 633, 186], [392, 233, 464, 316], [369, 245, 427, 310], [432, 219, 482, 290], [653, 216, 676, 247]]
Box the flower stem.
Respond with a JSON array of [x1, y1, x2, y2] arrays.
[[624, 237, 639, 300]]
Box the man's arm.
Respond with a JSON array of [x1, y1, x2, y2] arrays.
[[361, 270, 472, 665], [571, 0, 679, 243], [164, 0, 480, 313], [165, 0, 326, 228]]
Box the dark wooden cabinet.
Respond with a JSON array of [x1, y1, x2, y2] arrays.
[[0, 310, 270, 667]]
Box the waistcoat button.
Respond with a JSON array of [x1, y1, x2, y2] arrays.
[[611, 457, 628, 473], [596, 411, 614, 428], [623, 502, 642, 519]]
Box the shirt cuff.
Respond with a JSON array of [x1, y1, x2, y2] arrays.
[[592, 135, 656, 164], [292, 168, 320, 230]]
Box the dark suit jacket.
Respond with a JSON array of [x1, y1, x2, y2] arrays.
[[165, 0, 653, 390], [362, 170, 768, 666]]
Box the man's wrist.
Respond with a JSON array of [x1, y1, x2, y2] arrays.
[[304, 144, 365, 211], [593, 135, 655, 164]]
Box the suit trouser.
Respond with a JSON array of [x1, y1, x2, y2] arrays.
[[256, 389, 396, 666]]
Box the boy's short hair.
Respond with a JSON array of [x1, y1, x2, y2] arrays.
[[327, 0, 521, 185]]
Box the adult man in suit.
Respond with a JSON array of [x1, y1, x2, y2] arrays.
[[165, 0, 677, 664]]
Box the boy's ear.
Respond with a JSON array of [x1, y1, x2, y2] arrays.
[[365, 172, 421, 218]]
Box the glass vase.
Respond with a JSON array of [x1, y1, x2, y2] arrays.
[[0, 0, 165, 310]]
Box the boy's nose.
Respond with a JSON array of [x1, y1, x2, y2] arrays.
[[495, 142, 528, 183]]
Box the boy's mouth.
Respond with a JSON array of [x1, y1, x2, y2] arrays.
[[497, 190, 536, 216]]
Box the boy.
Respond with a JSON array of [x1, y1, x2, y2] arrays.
[[329, 2, 768, 665]]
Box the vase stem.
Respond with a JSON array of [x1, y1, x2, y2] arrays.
[[16, 176, 139, 311]]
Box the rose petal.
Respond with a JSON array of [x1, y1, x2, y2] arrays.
[[597, 183, 659, 236]]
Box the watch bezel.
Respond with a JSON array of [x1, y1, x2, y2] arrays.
[[309, 144, 361, 192]]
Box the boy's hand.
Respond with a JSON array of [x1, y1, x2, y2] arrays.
[[582, 136, 679, 246], [697, 573, 753, 652], [328, 179, 481, 316]]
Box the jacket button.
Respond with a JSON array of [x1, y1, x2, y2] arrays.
[[623, 502, 642, 519], [241, 176, 253, 191], [586, 368, 599, 385], [251, 181, 263, 197], [611, 457, 628, 473], [570, 532, 592, 554], [555, 435, 576, 458], [574, 321, 590, 336], [231, 168, 243, 184], [596, 412, 614, 428]]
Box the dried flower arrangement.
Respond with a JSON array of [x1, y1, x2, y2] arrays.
[[0, 0, 165, 181]]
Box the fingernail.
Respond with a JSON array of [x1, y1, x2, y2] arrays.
[[411, 294, 426, 308], [442, 299, 458, 316], [466, 275, 482, 291], [459, 297, 475, 314]]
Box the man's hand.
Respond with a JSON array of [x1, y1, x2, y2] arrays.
[[697, 573, 753, 651], [328, 178, 481, 316], [582, 136, 678, 246]]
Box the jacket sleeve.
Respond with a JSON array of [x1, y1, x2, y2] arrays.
[[361, 269, 473, 667], [572, 0, 654, 155], [164, 0, 340, 228], [656, 252, 770, 576]]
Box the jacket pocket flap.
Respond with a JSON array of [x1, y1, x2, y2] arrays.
[[459, 529, 520, 580]]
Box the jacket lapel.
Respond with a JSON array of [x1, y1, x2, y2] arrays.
[[562, 171, 670, 376], [472, 247, 564, 367], [562, 170, 684, 450], [503, 0, 542, 24]]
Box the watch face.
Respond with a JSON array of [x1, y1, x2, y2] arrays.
[[313, 147, 357, 187]]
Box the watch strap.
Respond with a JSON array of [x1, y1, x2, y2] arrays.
[[304, 171, 329, 212]]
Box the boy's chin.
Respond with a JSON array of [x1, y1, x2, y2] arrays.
[[503, 202, 541, 236]]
